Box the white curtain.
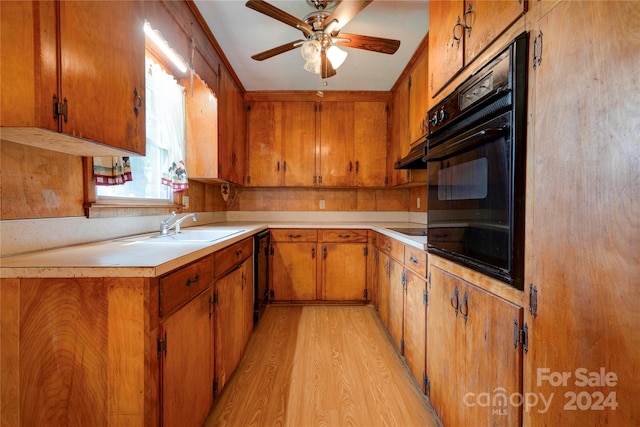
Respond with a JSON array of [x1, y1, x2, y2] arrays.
[[146, 57, 189, 193]]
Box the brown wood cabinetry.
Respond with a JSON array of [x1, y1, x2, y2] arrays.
[[523, 2, 640, 425], [246, 98, 387, 188], [319, 101, 388, 187], [428, 0, 525, 99], [408, 52, 429, 146], [269, 229, 318, 301], [319, 229, 368, 301], [161, 288, 214, 427], [213, 238, 254, 395], [388, 76, 411, 187], [217, 69, 246, 185], [426, 259, 523, 426], [269, 229, 370, 302], [158, 255, 215, 427], [373, 234, 429, 392], [0, 0, 145, 156], [246, 101, 316, 186]]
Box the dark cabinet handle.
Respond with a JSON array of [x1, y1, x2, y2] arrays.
[[133, 87, 142, 117], [312, 247, 316, 259], [185, 273, 200, 287], [409, 256, 419, 265], [283, 161, 287, 172], [460, 291, 468, 323], [450, 287, 459, 315], [452, 16, 463, 46], [337, 234, 351, 239], [288, 234, 302, 239], [385, 243, 392, 251], [236, 249, 242, 258], [355, 161, 359, 172], [323, 246, 327, 259], [349, 161, 353, 172], [277, 161, 280, 171]]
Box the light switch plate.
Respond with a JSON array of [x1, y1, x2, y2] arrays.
[[319, 200, 325, 209], [183, 195, 190, 209]]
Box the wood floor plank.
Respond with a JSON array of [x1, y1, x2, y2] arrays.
[[204, 305, 441, 427]]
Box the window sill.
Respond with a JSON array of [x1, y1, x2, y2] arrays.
[[84, 201, 182, 219]]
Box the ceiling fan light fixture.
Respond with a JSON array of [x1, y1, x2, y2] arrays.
[[304, 59, 322, 74], [301, 40, 321, 61], [326, 45, 347, 69]]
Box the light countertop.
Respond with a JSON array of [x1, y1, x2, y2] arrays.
[[0, 222, 427, 279]]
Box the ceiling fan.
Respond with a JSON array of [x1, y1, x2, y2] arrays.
[[245, 0, 401, 79]]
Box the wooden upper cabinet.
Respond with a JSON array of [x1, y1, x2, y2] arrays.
[[353, 101, 388, 187], [429, 0, 465, 99], [319, 102, 355, 187], [246, 101, 316, 187], [1, 0, 146, 156], [389, 76, 411, 186], [429, 0, 526, 99], [218, 69, 245, 185], [183, 73, 219, 182], [409, 51, 429, 145], [282, 101, 317, 186], [319, 101, 388, 187]]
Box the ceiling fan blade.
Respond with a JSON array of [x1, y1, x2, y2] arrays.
[[321, 51, 337, 79], [334, 33, 400, 55], [251, 40, 305, 61], [324, 0, 373, 36], [246, 0, 313, 37]]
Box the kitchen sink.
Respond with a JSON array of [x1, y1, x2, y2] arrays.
[[387, 227, 428, 237], [120, 229, 246, 243]]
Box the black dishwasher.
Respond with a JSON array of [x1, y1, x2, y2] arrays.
[[253, 229, 270, 323]]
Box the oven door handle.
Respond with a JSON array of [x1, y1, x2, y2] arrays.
[[423, 126, 508, 162]]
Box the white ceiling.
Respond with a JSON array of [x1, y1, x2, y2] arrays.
[[193, 0, 430, 92]]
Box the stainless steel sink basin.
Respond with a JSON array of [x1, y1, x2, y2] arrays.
[[387, 227, 428, 237]]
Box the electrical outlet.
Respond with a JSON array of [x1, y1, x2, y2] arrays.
[[183, 195, 190, 209], [417, 197, 421, 209], [319, 199, 325, 209]]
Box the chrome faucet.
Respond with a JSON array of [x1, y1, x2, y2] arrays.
[[159, 212, 197, 235]]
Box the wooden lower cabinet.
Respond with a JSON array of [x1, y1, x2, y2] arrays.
[[0, 277, 156, 426], [426, 262, 524, 426], [269, 229, 369, 302], [161, 289, 214, 427], [404, 269, 427, 392], [213, 238, 254, 395]]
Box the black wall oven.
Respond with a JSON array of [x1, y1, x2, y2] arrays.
[[424, 32, 528, 290]]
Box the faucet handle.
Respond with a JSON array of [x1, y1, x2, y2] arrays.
[[161, 211, 177, 225]]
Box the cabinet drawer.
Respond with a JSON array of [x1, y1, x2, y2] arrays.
[[159, 255, 213, 317], [320, 229, 368, 243], [270, 229, 317, 242], [214, 237, 253, 278], [378, 234, 405, 263], [405, 246, 428, 278]]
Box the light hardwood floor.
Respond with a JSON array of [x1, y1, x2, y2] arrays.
[[204, 305, 442, 427]]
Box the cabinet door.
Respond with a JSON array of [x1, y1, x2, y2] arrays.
[[428, 0, 464, 97], [162, 290, 214, 427], [387, 257, 405, 351], [388, 76, 410, 186], [215, 267, 244, 392], [353, 101, 387, 187], [247, 101, 282, 186], [460, 279, 523, 426], [377, 251, 391, 327], [319, 102, 354, 186], [218, 69, 245, 184], [320, 243, 367, 301], [184, 72, 218, 180], [409, 52, 429, 144], [427, 265, 523, 426], [426, 265, 466, 426], [59, 0, 145, 154], [241, 260, 254, 349], [404, 269, 427, 392], [526, 2, 640, 425], [282, 101, 316, 186], [270, 242, 317, 301], [463, 0, 526, 65]]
